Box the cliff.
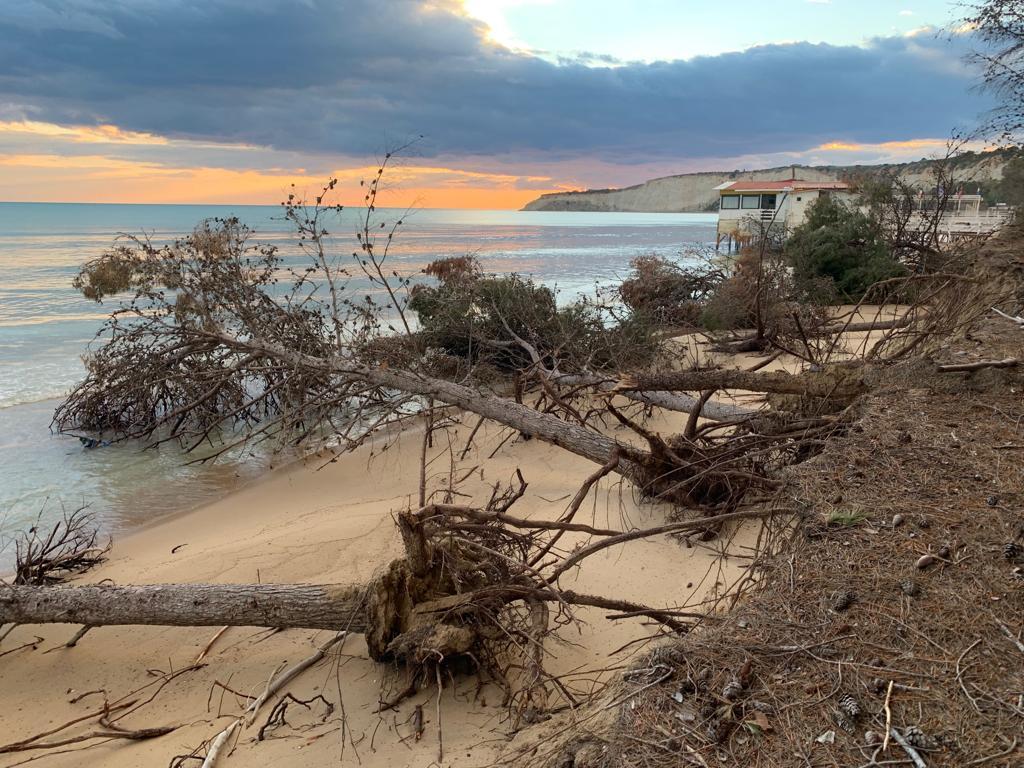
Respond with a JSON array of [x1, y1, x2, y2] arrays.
[[523, 151, 1016, 212]]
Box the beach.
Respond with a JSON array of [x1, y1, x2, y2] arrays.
[[0, 397, 760, 767], [0, 203, 716, 556]]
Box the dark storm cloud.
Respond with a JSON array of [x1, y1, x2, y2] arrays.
[[0, 0, 990, 161]]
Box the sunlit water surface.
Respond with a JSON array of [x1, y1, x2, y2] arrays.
[[0, 202, 716, 562]]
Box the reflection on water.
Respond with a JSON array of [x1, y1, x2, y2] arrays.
[[0, 202, 716, 562]]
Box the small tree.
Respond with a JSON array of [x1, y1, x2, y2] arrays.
[[785, 196, 905, 302], [409, 257, 658, 375]]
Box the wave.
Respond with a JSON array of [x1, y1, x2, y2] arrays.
[[0, 393, 66, 412]]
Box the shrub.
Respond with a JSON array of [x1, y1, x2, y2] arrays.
[[785, 196, 905, 302], [699, 248, 793, 332], [410, 257, 658, 374], [618, 254, 712, 327]]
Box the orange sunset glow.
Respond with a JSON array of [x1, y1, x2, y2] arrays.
[[0, 112, 987, 209]]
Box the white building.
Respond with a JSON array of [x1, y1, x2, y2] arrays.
[[713, 179, 1008, 251], [714, 179, 854, 250]]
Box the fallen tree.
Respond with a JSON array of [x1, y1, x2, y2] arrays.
[[0, 493, 783, 669], [55, 181, 820, 512], [616, 366, 866, 403]]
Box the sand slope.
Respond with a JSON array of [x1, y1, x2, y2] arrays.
[[0, 411, 755, 767]]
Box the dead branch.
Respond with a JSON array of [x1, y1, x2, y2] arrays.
[[14, 507, 109, 585], [936, 357, 1018, 372], [546, 507, 786, 584], [200, 632, 346, 768], [889, 727, 929, 768]]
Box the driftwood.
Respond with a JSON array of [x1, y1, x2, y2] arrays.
[[200, 633, 347, 768]]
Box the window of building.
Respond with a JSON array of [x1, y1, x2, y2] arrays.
[[741, 194, 761, 209], [720, 195, 740, 210], [761, 194, 777, 210]]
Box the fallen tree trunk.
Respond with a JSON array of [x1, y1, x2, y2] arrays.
[[0, 583, 369, 634], [232, 336, 665, 489], [617, 367, 865, 402], [550, 372, 758, 422], [727, 318, 908, 343]]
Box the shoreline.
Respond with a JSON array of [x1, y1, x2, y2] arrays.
[[0, 398, 758, 767]]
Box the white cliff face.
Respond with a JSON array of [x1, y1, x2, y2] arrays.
[[522, 155, 1011, 213], [523, 166, 840, 212]]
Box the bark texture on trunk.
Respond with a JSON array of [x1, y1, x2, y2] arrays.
[[0, 583, 368, 633], [618, 368, 865, 402]]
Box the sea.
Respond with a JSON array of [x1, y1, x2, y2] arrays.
[[0, 202, 716, 563]]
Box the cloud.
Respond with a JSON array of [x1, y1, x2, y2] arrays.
[[0, 0, 991, 171]]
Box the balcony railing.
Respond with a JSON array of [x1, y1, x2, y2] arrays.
[[905, 208, 1012, 235]]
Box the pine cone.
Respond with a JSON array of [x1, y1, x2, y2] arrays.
[[1004, 542, 1021, 562], [903, 725, 935, 750], [706, 717, 730, 743], [832, 708, 855, 733], [900, 579, 920, 597], [838, 694, 861, 719], [832, 589, 856, 611], [722, 677, 743, 701]]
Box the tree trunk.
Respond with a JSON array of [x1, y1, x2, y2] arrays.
[[233, 336, 653, 486], [550, 372, 757, 422], [728, 318, 907, 343], [617, 368, 865, 402], [0, 583, 369, 633]]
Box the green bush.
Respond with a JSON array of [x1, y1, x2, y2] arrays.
[[785, 196, 905, 302], [409, 257, 657, 374]]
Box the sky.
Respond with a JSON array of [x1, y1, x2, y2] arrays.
[[0, 0, 997, 208]]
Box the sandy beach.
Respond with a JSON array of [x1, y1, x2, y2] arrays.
[[0, 392, 763, 767], [0, 308, 907, 768]]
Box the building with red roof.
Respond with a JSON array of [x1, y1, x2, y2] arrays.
[[714, 178, 854, 249]]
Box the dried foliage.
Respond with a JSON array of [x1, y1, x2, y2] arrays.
[[618, 254, 724, 327], [700, 248, 792, 333], [561, 380, 1024, 768], [12, 506, 109, 585]]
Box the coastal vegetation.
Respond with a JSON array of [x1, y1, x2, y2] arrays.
[[785, 195, 905, 302]]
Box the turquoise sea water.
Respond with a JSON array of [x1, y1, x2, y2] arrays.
[[0, 202, 716, 561]]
